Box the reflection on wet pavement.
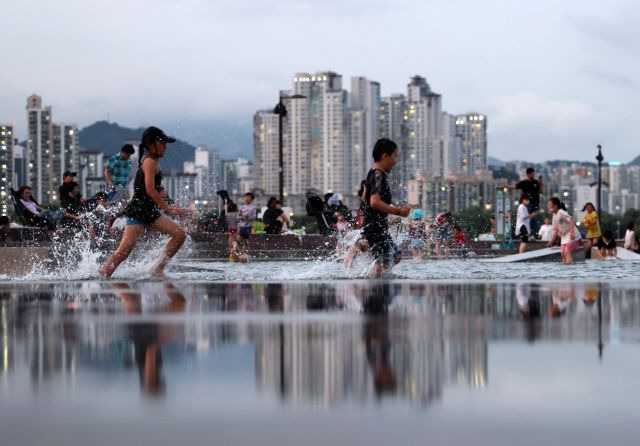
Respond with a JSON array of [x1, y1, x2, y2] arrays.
[[1, 281, 640, 445]]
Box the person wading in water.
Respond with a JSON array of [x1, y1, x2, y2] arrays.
[[100, 127, 186, 278]]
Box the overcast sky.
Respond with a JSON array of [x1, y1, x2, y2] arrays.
[[1, 0, 638, 162]]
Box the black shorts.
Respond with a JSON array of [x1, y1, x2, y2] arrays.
[[239, 226, 252, 239], [363, 224, 399, 265], [519, 225, 529, 243]]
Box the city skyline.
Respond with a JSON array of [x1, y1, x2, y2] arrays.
[[1, 0, 638, 163]]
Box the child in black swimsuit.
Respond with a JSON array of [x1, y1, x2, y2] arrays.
[[100, 127, 187, 278]]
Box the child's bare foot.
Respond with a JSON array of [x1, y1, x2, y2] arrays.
[[149, 266, 165, 278]]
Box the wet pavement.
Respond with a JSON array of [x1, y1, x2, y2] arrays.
[[1, 280, 640, 445]]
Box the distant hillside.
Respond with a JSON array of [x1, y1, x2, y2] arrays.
[[487, 156, 505, 167], [79, 121, 196, 172], [629, 155, 640, 166]]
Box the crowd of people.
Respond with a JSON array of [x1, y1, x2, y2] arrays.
[[5, 128, 640, 277]]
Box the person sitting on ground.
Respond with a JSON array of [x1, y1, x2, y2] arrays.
[[582, 202, 601, 259], [516, 193, 537, 253], [59, 171, 84, 209], [262, 198, 289, 234], [408, 209, 426, 261], [596, 230, 617, 260], [63, 182, 84, 217], [538, 217, 553, 242], [238, 192, 257, 241], [624, 222, 640, 253], [18, 185, 78, 224]]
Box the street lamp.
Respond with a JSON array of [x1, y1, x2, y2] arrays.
[[596, 144, 604, 214], [274, 94, 306, 203]]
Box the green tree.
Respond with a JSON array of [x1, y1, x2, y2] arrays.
[[454, 207, 493, 238]]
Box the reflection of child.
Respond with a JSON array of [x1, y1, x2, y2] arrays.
[[408, 209, 426, 260], [229, 230, 248, 263]]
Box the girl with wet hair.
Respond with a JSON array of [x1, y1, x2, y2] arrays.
[[100, 127, 187, 278]]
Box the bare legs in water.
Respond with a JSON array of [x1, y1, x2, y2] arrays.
[[100, 216, 186, 278]]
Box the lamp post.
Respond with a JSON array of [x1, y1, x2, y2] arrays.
[[274, 94, 306, 203], [596, 144, 604, 215]]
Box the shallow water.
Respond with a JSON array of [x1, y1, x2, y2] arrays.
[[1, 280, 639, 445]]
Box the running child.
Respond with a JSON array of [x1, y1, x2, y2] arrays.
[[362, 138, 411, 278], [100, 127, 186, 278], [546, 197, 583, 265]]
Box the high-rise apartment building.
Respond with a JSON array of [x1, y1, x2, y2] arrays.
[[349, 77, 381, 195], [12, 144, 26, 192], [50, 123, 79, 202], [26, 94, 53, 203], [291, 72, 348, 195], [253, 110, 280, 195], [404, 76, 443, 179], [455, 113, 487, 175], [190, 145, 221, 197], [0, 124, 14, 216]]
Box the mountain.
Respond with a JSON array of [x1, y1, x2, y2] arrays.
[[155, 120, 253, 160], [79, 121, 196, 172], [487, 156, 505, 167], [629, 155, 640, 166]]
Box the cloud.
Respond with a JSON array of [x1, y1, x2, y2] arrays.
[[582, 66, 636, 89], [490, 91, 594, 131]]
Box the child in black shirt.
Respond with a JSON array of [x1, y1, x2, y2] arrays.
[[363, 138, 411, 277]]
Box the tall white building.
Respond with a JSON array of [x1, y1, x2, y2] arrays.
[[349, 77, 381, 194], [50, 123, 79, 202], [253, 110, 280, 195], [189, 145, 221, 197], [26, 94, 53, 203], [163, 172, 198, 207], [291, 72, 348, 194], [399, 76, 444, 187], [0, 124, 14, 216], [455, 112, 487, 175]]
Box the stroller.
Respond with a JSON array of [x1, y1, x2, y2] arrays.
[[305, 193, 336, 235], [10, 188, 56, 230]]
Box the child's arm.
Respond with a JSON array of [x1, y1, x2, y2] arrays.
[[370, 194, 410, 217]]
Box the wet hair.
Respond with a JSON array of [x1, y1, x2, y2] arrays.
[[526, 167, 535, 174], [603, 230, 613, 240], [138, 129, 159, 165], [18, 185, 31, 196], [121, 144, 135, 154], [582, 202, 595, 212], [372, 138, 398, 162], [548, 197, 566, 211], [627, 222, 635, 231], [519, 193, 529, 204]]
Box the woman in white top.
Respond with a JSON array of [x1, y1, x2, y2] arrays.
[[537, 217, 553, 242], [624, 222, 640, 253], [547, 197, 583, 265], [516, 194, 537, 253]]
